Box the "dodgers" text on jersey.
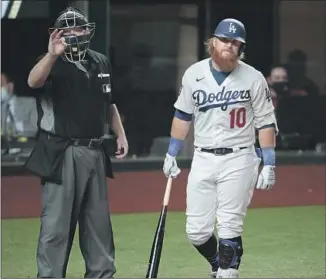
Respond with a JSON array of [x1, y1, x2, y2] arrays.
[[192, 86, 251, 112]]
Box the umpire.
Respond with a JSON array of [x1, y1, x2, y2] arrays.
[[26, 7, 128, 278]]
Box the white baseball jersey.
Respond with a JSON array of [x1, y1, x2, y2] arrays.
[[174, 58, 278, 148]]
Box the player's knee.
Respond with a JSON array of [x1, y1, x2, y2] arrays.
[[217, 220, 244, 239], [218, 236, 243, 270], [186, 226, 213, 246], [187, 231, 212, 246]]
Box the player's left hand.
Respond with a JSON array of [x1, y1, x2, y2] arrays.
[[115, 135, 129, 159], [256, 165, 275, 190]]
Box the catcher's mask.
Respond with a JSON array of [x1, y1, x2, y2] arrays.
[[49, 7, 95, 63]]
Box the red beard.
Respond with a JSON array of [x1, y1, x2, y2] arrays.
[[211, 49, 238, 72]]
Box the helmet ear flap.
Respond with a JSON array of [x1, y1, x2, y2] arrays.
[[239, 43, 245, 56]]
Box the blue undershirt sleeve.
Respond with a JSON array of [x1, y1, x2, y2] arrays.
[[174, 109, 193, 121]]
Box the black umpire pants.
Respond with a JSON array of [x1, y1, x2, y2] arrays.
[[37, 145, 116, 278]]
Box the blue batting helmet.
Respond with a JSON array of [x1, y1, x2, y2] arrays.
[[213, 18, 246, 44]]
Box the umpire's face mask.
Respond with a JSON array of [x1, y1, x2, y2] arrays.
[[50, 8, 96, 63], [61, 26, 95, 63]]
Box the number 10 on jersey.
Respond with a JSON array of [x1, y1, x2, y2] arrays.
[[229, 108, 246, 128]]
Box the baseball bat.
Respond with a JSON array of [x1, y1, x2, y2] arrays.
[[145, 177, 173, 278]]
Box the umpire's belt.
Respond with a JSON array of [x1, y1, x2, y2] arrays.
[[199, 146, 247, 155], [70, 138, 103, 149]]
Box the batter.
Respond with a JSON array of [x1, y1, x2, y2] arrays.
[[163, 18, 278, 278]]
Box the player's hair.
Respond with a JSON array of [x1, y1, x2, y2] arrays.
[[204, 37, 245, 60]]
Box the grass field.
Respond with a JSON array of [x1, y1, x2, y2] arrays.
[[1, 205, 325, 278]]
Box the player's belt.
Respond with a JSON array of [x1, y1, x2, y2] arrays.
[[199, 146, 247, 155]]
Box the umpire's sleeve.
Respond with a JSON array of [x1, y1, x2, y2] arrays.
[[29, 53, 54, 96], [103, 55, 116, 104]]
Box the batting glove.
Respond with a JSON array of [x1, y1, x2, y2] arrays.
[[256, 165, 275, 190], [163, 153, 181, 178]]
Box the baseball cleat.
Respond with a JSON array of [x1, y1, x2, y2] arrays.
[[210, 271, 217, 278]]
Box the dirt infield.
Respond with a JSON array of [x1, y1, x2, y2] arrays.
[[1, 165, 325, 219]]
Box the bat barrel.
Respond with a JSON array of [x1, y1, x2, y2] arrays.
[[145, 206, 168, 278], [145, 178, 173, 278]]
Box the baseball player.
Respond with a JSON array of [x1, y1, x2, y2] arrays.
[[163, 18, 278, 278], [26, 7, 128, 278]]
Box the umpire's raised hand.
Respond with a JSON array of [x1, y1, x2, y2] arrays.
[[48, 29, 67, 57], [163, 153, 181, 178]]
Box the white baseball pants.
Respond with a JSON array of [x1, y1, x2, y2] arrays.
[[186, 146, 260, 245]]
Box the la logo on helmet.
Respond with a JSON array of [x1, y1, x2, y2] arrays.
[[228, 23, 237, 33]]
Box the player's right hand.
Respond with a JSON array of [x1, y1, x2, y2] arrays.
[[163, 153, 181, 178], [48, 29, 67, 57]]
